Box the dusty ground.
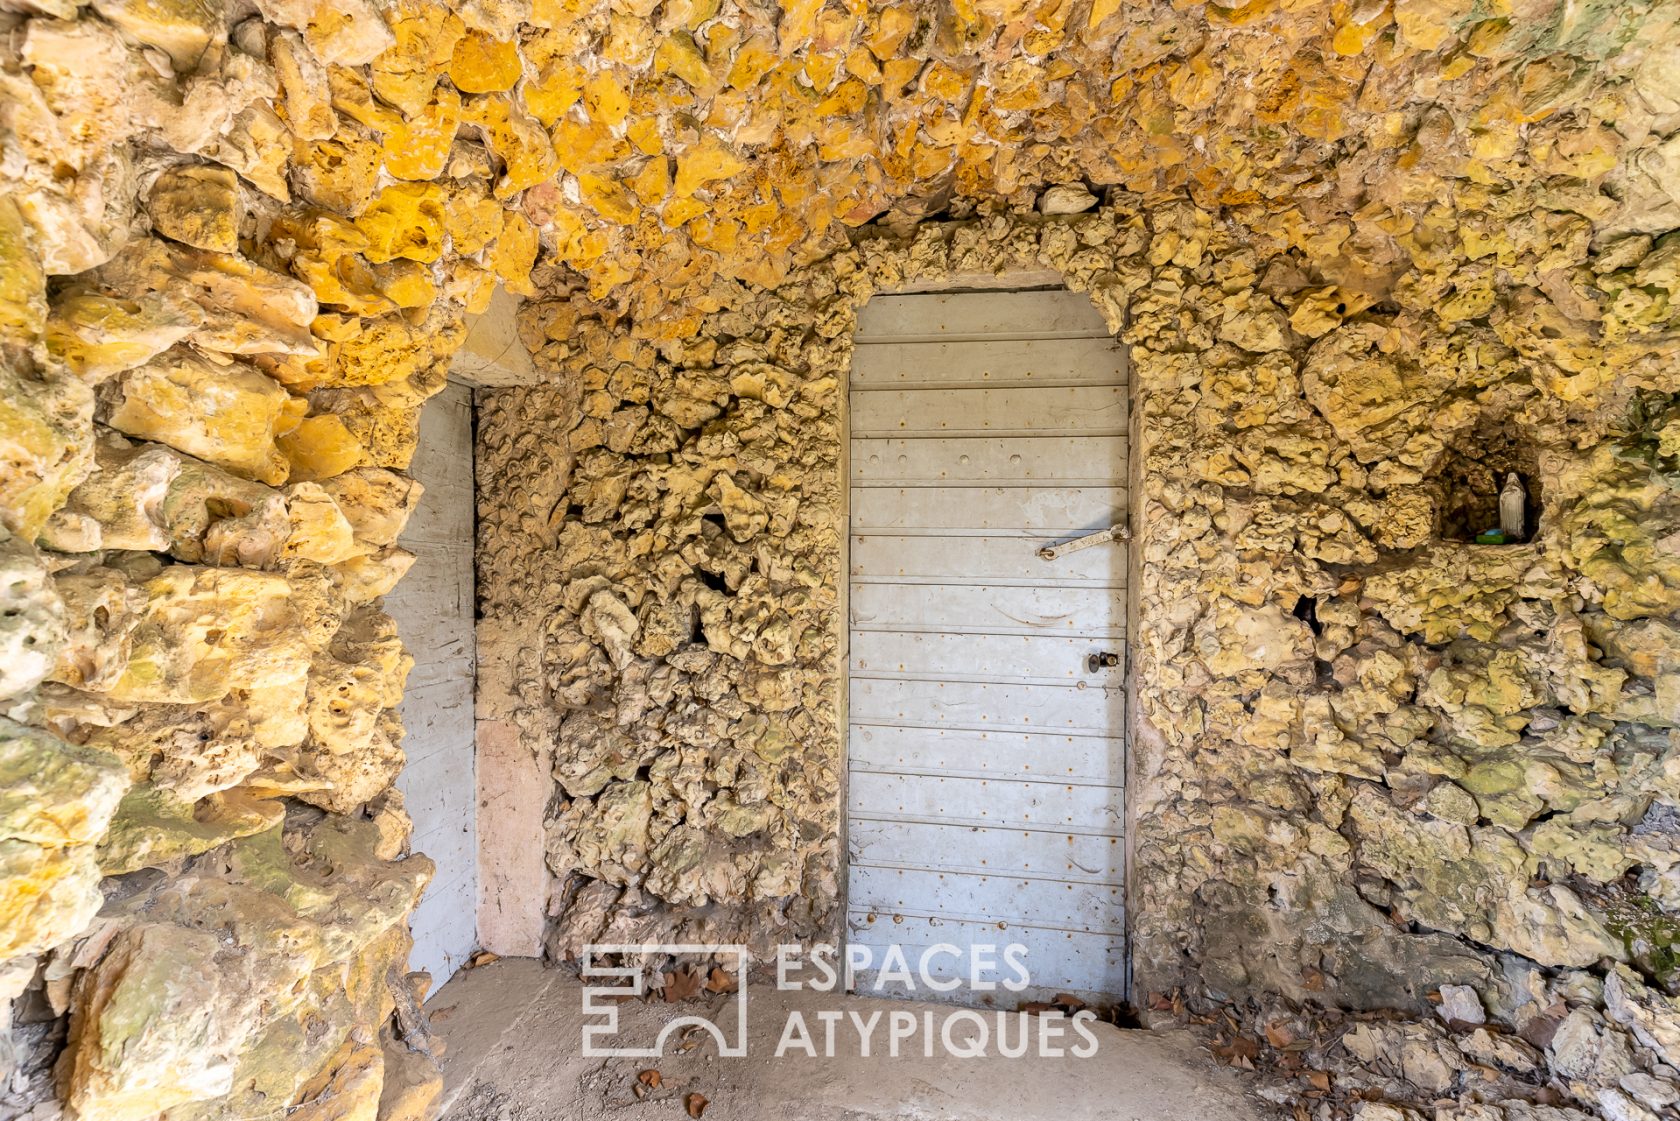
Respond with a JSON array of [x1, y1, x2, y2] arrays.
[[428, 958, 1275, 1121]]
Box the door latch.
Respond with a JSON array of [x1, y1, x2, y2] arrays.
[[1086, 651, 1121, 673], [1038, 523, 1130, 562]]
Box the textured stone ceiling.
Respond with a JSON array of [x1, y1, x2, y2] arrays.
[[451, 0, 1679, 327]]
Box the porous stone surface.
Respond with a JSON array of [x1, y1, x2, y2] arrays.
[[0, 0, 489, 1108], [0, 0, 1676, 1117], [480, 192, 1680, 1118]]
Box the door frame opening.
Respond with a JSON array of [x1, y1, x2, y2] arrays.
[[837, 273, 1139, 1009]]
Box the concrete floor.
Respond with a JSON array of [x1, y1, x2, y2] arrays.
[[428, 959, 1273, 1121]]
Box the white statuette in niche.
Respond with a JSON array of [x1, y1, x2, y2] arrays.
[[1499, 473, 1527, 542]]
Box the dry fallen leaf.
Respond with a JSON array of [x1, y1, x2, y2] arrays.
[[664, 967, 703, 1002], [705, 967, 737, 994], [1210, 1034, 1260, 1068], [467, 951, 501, 969], [685, 1092, 708, 1118], [1263, 1021, 1294, 1048], [638, 1070, 661, 1089], [1304, 1070, 1331, 1092]]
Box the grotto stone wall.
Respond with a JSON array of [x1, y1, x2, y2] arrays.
[[0, 0, 549, 1114], [3, 0, 1680, 1115], [481, 192, 1680, 1115]]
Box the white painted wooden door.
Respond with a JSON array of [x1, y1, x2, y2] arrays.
[[846, 289, 1130, 1004]]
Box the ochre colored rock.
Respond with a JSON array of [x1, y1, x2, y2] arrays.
[[463, 93, 557, 198], [271, 30, 339, 141], [283, 481, 363, 564], [101, 350, 295, 485], [280, 415, 372, 482], [0, 358, 95, 539], [0, 718, 127, 960], [355, 183, 448, 264], [448, 30, 523, 93], [108, 566, 323, 704], [289, 1040, 384, 1121], [253, 0, 394, 65], [295, 607, 412, 813], [488, 212, 539, 297], [381, 89, 464, 182], [371, 0, 466, 115], [146, 165, 243, 254], [376, 1038, 441, 1121], [0, 197, 46, 346], [335, 547, 416, 604], [45, 293, 201, 383], [320, 468, 423, 549]]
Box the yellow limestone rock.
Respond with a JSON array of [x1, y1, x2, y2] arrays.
[[291, 309, 460, 392], [674, 138, 748, 196], [60, 676, 311, 802], [0, 197, 46, 345], [464, 93, 558, 198], [284, 481, 363, 564], [0, 358, 95, 539], [523, 58, 585, 125], [320, 468, 423, 549], [0, 718, 128, 960], [377, 1037, 442, 1121], [52, 566, 146, 691], [207, 104, 294, 202], [489, 212, 540, 297], [335, 547, 415, 604], [272, 30, 339, 141], [89, 0, 221, 71], [146, 165, 243, 254], [45, 293, 201, 383], [297, 608, 412, 813], [372, 0, 466, 115], [102, 349, 294, 485], [109, 566, 323, 704], [370, 260, 439, 309], [280, 415, 372, 482], [449, 30, 523, 93], [0, 531, 64, 699], [49, 436, 292, 565], [254, 0, 395, 65], [85, 238, 321, 359], [292, 122, 385, 215], [355, 183, 448, 264], [444, 188, 504, 254], [61, 923, 246, 1121], [291, 1040, 385, 1121], [381, 89, 463, 181]]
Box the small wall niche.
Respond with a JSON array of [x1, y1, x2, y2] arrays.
[[1431, 422, 1543, 545]]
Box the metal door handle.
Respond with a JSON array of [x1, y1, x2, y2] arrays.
[[1086, 651, 1121, 673], [1039, 524, 1130, 561]]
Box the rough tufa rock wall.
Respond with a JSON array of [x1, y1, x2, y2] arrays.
[[480, 182, 1680, 1113], [0, 0, 549, 1112], [2, 0, 1679, 1116]]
